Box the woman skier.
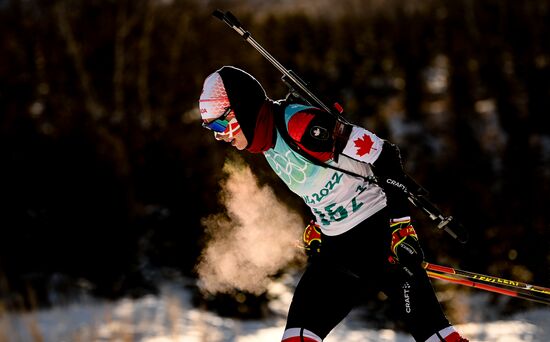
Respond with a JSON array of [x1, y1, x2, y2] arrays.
[[198, 65, 469, 342]]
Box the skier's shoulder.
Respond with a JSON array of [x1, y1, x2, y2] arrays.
[[283, 103, 336, 143]]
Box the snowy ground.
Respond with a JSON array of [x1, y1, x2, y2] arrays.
[[1, 277, 549, 342]]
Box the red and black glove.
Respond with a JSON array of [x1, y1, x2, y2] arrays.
[[388, 217, 424, 267], [302, 220, 322, 258]]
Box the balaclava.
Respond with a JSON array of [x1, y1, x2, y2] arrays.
[[200, 66, 267, 143]]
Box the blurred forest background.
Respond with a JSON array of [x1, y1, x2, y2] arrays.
[[1, 0, 549, 325]]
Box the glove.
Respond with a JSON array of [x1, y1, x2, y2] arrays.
[[303, 220, 322, 258], [388, 217, 424, 267]]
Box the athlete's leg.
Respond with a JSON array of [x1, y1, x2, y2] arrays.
[[282, 209, 391, 341], [383, 263, 468, 341], [282, 259, 362, 341]]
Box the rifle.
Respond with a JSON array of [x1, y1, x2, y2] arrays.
[[212, 9, 468, 244]]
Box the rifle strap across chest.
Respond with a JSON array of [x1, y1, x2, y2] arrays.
[[272, 105, 375, 183]]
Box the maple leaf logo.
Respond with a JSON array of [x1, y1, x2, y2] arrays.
[[354, 134, 375, 157]]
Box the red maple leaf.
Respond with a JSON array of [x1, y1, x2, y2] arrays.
[[354, 134, 374, 157]]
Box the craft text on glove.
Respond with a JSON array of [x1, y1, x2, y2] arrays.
[[388, 216, 424, 266]]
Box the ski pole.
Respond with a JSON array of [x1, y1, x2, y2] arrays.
[[426, 270, 550, 306], [423, 262, 550, 305], [423, 262, 550, 296]]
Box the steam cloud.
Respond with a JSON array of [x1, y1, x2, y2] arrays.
[[196, 156, 306, 295]]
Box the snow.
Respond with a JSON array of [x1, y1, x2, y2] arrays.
[[1, 279, 549, 342]]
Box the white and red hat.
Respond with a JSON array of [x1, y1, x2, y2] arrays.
[[199, 72, 230, 121]]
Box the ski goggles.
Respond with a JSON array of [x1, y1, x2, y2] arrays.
[[202, 106, 232, 133]]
